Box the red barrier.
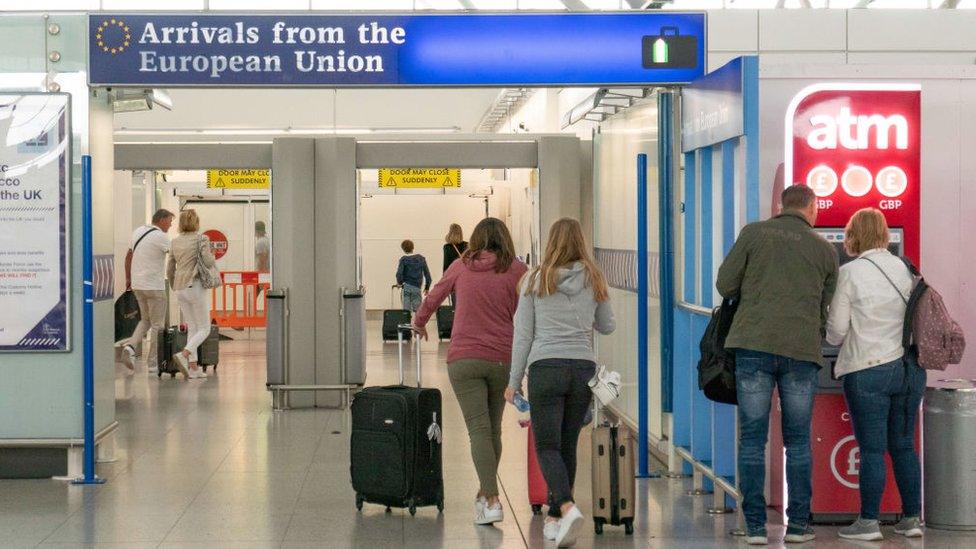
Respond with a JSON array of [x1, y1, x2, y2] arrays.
[[210, 271, 271, 329]]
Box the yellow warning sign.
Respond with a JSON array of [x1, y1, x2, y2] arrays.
[[206, 169, 270, 189], [378, 168, 461, 189]]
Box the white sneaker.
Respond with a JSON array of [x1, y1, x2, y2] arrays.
[[188, 367, 208, 380], [121, 345, 136, 371], [543, 519, 559, 541], [172, 353, 190, 378], [555, 505, 584, 547], [475, 500, 503, 525]]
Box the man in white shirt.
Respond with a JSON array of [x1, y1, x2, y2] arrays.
[[121, 209, 174, 372], [254, 221, 270, 273]]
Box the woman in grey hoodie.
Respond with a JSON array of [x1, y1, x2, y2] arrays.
[[506, 218, 615, 548]]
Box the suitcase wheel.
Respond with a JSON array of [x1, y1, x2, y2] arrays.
[[624, 519, 634, 536], [594, 519, 604, 535], [355, 494, 363, 511], [157, 372, 162, 378], [437, 496, 444, 513], [531, 504, 543, 515], [202, 365, 208, 373], [408, 499, 417, 516], [385, 507, 392, 514]]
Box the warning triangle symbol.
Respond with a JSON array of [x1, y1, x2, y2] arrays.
[[443, 177, 453, 186], [388, 177, 398, 187], [215, 177, 225, 188]]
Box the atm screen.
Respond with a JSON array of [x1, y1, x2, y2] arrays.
[[817, 229, 904, 266]]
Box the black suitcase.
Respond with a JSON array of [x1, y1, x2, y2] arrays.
[[156, 327, 187, 378], [351, 327, 444, 516], [435, 306, 454, 341], [383, 310, 413, 342], [199, 324, 220, 372]]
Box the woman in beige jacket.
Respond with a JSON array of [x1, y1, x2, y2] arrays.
[[166, 209, 216, 379]]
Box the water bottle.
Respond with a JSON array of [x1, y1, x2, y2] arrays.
[[513, 393, 531, 413]]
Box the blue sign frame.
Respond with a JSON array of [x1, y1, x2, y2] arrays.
[[88, 13, 706, 87], [680, 56, 745, 153]]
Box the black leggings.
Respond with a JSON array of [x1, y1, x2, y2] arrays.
[[528, 359, 596, 518]]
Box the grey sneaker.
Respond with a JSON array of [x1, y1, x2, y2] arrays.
[[893, 516, 923, 538], [839, 518, 883, 541], [745, 528, 768, 545], [784, 524, 816, 543]]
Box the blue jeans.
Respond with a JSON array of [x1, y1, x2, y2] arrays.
[[842, 358, 925, 520], [736, 349, 819, 532], [401, 284, 422, 312]]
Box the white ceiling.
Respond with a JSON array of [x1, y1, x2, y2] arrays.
[[113, 88, 502, 139]]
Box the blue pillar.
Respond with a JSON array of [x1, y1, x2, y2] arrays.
[[72, 155, 105, 486], [636, 153, 649, 477], [658, 92, 675, 415]]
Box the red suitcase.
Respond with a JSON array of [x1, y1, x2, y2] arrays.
[[521, 420, 549, 515]]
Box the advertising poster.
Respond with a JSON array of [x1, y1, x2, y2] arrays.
[[0, 94, 70, 352]]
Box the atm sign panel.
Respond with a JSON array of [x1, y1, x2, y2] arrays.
[[785, 84, 921, 263]]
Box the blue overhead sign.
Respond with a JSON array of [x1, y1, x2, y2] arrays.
[[88, 13, 706, 87]]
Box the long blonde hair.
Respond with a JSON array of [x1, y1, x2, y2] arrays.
[[525, 218, 609, 302], [446, 223, 464, 245]]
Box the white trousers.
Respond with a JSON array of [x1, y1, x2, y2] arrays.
[[176, 281, 211, 362]]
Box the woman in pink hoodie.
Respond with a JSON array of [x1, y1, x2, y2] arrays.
[[412, 217, 528, 526]]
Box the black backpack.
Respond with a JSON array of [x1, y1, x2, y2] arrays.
[[114, 290, 141, 342], [697, 298, 739, 405]]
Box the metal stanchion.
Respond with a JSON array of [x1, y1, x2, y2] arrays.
[[72, 155, 104, 486]]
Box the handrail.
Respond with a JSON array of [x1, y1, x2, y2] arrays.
[[677, 301, 713, 316]]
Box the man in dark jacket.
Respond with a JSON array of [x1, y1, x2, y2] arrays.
[[396, 239, 432, 313], [716, 185, 838, 545]]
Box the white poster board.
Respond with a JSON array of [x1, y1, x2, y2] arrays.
[[0, 93, 70, 352]]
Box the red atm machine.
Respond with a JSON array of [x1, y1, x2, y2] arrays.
[[769, 84, 922, 523]]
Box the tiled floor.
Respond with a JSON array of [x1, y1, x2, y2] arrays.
[[2, 325, 975, 548]]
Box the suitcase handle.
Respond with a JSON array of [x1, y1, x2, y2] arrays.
[[396, 323, 422, 387], [391, 284, 401, 309]]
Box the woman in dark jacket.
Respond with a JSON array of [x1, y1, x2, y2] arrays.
[[443, 223, 468, 273], [443, 223, 468, 306]]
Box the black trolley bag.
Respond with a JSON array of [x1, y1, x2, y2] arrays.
[[435, 305, 454, 341], [351, 324, 444, 516], [383, 285, 414, 342], [198, 324, 220, 372], [156, 326, 187, 378]]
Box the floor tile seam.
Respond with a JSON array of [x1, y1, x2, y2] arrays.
[[32, 487, 91, 546], [281, 409, 342, 543], [496, 472, 530, 548], [156, 426, 249, 543]]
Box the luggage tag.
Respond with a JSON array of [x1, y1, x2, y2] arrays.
[[426, 412, 442, 444]]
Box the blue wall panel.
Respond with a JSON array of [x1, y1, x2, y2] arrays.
[[671, 309, 692, 451], [721, 140, 737, 253], [689, 313, 713, 490], [683, 151, 696, 304], [699, 148, 713, 308]]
